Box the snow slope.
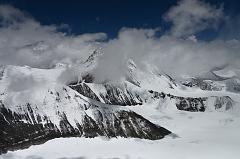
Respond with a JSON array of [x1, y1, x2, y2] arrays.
[[2, 103, 240, 159]]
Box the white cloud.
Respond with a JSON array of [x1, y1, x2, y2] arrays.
[[0, 4, 29, 26], [0, 5, 106, 68], [0, 2, 240, 84], [92, 28, 240, 81], [92, 28, 159, 82], [164, 0, 224, 37]]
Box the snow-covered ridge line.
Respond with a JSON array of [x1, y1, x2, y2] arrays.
[[69, 79, 238, 113]]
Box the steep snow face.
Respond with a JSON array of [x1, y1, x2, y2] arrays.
[[126, 60, 178, 93]]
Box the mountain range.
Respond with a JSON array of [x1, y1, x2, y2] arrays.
[[1, 47, 240, 154]]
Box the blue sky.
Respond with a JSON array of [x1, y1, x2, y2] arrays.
[[0, 0, 239, 39]]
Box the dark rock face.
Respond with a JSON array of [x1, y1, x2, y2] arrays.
[[148, 90, 206, 112], [0, 105, 61, 154], [70, 83, 143, 106], [99, 84, 143, 106], [175, 97, 206, 112], [0, 102, 171, 154], [214, 96, 234, 110], [182, 78, 222, 91], [69, 83, 101, 102], [84, 50, 101, 66], [0, 66, 4, 80], [148, 90, 234, 112]]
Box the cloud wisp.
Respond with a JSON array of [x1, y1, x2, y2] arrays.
[[164, 0, 224, 38]]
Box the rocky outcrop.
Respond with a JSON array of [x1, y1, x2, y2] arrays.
[[148, 90, 234, 112], [98, 84, 143, 106], [0, 66, 4, 80], [182, 78, 223, 91], [69, 83, 101, 101], [213, 96, 234, 111], [175, 97, 206, 112], [70, 82, 143, 106]]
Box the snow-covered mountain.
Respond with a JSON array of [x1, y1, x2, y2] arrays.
[[1, 51, 240, 155], [181, 66, 240, 93], [0, 64, 171, 154]]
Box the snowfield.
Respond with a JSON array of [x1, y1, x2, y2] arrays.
[[2, 102, 240, 159]]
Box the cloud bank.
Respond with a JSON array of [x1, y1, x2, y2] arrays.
[[0, 5, 106, 68], [0, 0, 240, 83]]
